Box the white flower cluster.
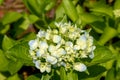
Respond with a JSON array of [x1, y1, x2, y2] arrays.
[[28, 22, 96, 73]]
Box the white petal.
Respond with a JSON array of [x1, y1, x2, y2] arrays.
[[46, 55, 57, 64], [45, 64, 51, 73], [34, 60, 40, 69], [65, 41, 73, 48], [37, 30, 46, 38], [40, 64, 46, 73], [28, 40, 38, 50], [39, 41, 48, 49], [36, 49, 45, 57], [53, 35, 61, 43], [73, 63, 87, 72], [89, 52, 94, 59], [76, 35, 87, 50]]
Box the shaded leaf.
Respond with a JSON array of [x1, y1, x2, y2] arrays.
[[1, 12, 22, 25], [90, 46, 114, 65]]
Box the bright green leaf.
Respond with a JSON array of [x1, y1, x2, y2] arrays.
[[5, 41, 33, 66], [60, 67, 67, 80], [62, 0, 79, 22], [0, 50, 9, 71], [2, 35, 16, 50], [26, 74, 41, 80], [7, 73, 21, 80], [90, 5, 113, 17], [28, 15, 39, 24], [7, 60, 23, 75], [80, 13, 103, 24], [41, 74, 51, 80], [0, 0, 3, 5], [114, 0, 120, 9], [1, 12, 22, 25], [105, 68, 115, 80], [0, 73, 7, 80]]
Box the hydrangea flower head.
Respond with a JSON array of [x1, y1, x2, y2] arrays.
[[28, 22, 96, 73]]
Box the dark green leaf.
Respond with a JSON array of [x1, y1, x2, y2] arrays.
[[90, 21, 105, 34], [78, 65, 106, 79], [1, 12, 22, 25], [90, 46, 114, 65]]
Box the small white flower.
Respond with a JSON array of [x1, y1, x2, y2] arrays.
[[45, 64, 51, 73], [48, 45, 56, 53], [46, 55, 57, 64], [40, 64, 46, 73], [39, 41, 48, 50], [36, 49, 45, 57], [65, 41, 73, 48], [37, 30, 46, 38], [73, 63, 87, 72], [28, 40, 38, 50], [76, 35, 87, 50], [52, 48, 66, 57], [74, 45, 80, 50], [34, 60, 40, 69], [53, 35, 61, 43]]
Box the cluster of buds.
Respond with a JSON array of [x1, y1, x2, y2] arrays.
[[28, 22, 96, 73]]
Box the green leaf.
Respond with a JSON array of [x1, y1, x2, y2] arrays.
[[0, 73, 7, 80], [0, 50, 9, 71], [114, 0, 120, 9], [55, 3, 65, 20], [90, 5, 113, 17], [78, 65, 106, 79], [7, 73, 21, 80], [90, 21, 105, 34], [41, 74, 51, 80], [2, 35, 16, 50], [26, 74, 41, 80], [90, 46, 114, 65], [67, 71, 78, 80], [98, 26, 117, 45], [62, 0, 79, 22], [60, 67, 67, 80], [1, 12, 22, 25], [6, 41, 32, 65], [7, 60, 23, 75], [105, 68, 115, 80], [80, 13, 103, 24], [28, 15, 39, 24], [23, 0, 41, 17], [0, 0, 3, 5]]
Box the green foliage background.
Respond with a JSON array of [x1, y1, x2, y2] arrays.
[[0, 0, 120, 80]]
